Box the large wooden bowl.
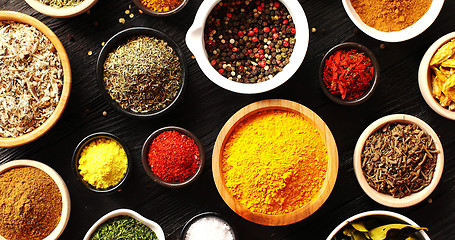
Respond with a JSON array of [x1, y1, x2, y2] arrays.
[[0, 11, 71, 147], [212, 99, 338, 226]]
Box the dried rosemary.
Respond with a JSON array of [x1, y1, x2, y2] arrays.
[[103, 35, 182, 113], [39, 0, 84, 8], [361, 123, 438, 198], [0, 21, 63, 138]]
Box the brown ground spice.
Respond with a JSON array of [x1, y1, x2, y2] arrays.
[[350, 0, 432, 32], [0, 166, 62, 240]]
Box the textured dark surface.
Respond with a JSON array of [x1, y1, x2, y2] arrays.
[[1, 0, 455, 239]]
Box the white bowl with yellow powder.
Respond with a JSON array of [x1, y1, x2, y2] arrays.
[[72, 132, 132, 193], [212, 99, 338, 226], [342, 0, 444, 42]]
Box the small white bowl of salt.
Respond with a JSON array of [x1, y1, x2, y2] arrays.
[[180, 212, 237, 240]]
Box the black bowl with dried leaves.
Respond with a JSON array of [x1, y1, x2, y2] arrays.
[[96, 27, 187, 118]]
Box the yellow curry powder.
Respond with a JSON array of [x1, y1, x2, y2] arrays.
[[222, 110, 328, 215], [78, 138, 128, 189], [140, 0, 184, 13]]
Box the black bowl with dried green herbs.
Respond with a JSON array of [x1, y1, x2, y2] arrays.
[[96, 27, 187, 118]]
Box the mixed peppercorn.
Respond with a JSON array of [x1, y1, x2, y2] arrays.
[[204, 0, 296, 83]]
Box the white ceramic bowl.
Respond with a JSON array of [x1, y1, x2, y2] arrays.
[[326, 210, 431, 240], [341, 0, 444, 42], [83, 209, 165, 240], [353, 114, 444, 208], [24, 0, 98, 18], [0, 160, 71, 240], [419, 31, 455, 120], [185, 0, 309, 94]]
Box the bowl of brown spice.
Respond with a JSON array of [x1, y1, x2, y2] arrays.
[[342, 0, 445, 42], [0, 160, 71, 240], [96, 27, 187, 118], [0, 11, 71, 148], [418, 32, 455, 120], [24, 0, 99, 18], [353, 114, 444, 208], [186, 0, 309, 94], [132, 0, 189, 16]]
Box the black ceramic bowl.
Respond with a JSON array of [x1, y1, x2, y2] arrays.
[[319, 42, 380, 106], [96, 27, 187, 118], [141, 126, 205, 188], [72, 132, 132, 193], [179, 212, 238, 240], [132, 0, 189, 17]]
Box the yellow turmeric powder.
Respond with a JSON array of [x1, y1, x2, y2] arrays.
[[140, 0, 184, 13], [222, 110, 328, 215], [78, 138, 128, 189]]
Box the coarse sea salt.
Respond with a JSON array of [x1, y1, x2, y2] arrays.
[[184, 215, 235, 240]]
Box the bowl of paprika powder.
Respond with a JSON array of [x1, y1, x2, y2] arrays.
[[319, 42, 379, 106], [141, 126, 205, 188]]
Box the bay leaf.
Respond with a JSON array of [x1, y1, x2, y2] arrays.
[[369, 224, 427, 240]]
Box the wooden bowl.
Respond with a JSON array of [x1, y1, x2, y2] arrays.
[[83, 209, 165, 240], [72, 132, 132, 193], [319, 42, 379, 106], [0, 160, 71, 240], [326, 210, 431, 240], [353, 114, 444, 208], [418, 31, 455, 120], [141, 126, 205, 188], [212, 99, 338, 226], [0, 11, 71, 147], [24, 0, 98, 18]]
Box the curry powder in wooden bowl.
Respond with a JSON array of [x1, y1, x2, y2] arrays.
[[212, 99, 338, 226]]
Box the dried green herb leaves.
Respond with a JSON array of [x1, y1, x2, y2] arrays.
[[361, 123, 438, 198], [333, 221, 427, 240], [103, 35, 182, 113], [90, 215, 158, 240], [38, 0, 84, 8]]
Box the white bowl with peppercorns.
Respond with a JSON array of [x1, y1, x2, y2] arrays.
[[186, 0, 309, 94]]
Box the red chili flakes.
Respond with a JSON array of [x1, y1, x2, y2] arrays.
[[148, 130, 201, 183], [322, 49, 374, 100]]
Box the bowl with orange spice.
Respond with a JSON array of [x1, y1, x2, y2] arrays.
[[132, 0, 189, 16], [342, 0, 444, 42], [212, 99, 338, 226]]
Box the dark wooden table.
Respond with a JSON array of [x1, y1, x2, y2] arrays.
[[1, 0, 454, 239]]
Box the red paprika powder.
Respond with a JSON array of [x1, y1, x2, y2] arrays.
[[323, 49, 374, 100], [148, 130, 200, 182]]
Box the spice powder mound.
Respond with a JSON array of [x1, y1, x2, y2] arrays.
[[0, 21, 63, 138], [0, 166, 62, 240], [221, 110, 328, 215], [350, 0, 432, 32]]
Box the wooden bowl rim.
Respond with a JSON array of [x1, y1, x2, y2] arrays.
[[23, 0, 99, 18], [0, 11, 71, 147], [353, 114, 444, 208], [0, 159, 71, 240], [418, 31, 455, 120], [212, 99, 338, 226]]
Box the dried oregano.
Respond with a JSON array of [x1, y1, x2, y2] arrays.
[[361, 123, 438, 198]]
